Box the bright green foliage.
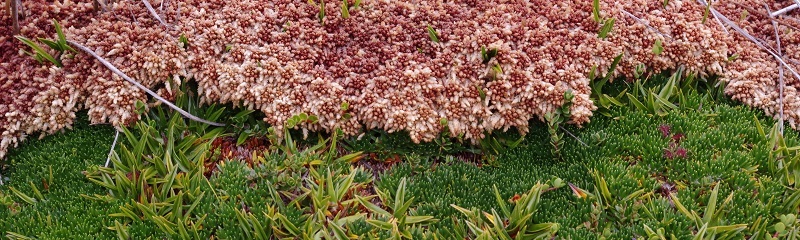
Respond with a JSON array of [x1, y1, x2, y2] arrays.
[[626, 69, 682, 116], [545, 90, 575, 160], [15, 19, 76, 67], [378, 78, 800, 239], [589, 54, 626, 117], [179, 33, 189, 49], [702, 2, 711, 24], [4, 72, 800, 239], [592, 67, 727, 118], [285, 112, 319, 129], [451, 183, 560, 239], [355, 178, 436, 239], [586, 170, 651, 236], [652, 39, 664, 55], [427, 25, 440, 43], [39, 81, 434, 239], [0, 113, 119, 239], [764, 119, 800, 187], [80, 84, 226, 239], [376, 124, 588, 236], [592, 0, 602, 23], [597, 18, 616, 39], [665, 182, 747, 239], [762, 214, 800, 239], [591, 0, 615, 39], [318, 0, 326, 24], [481, 46, 498, 64], [341, 0, 350, 19]]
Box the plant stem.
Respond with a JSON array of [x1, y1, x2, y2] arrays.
[[143, 0, 170, 28], [560, 126, 588, 147], [10, 0, 19, 35], [67, 40, 225, 126], [105, 130, 120, 167]]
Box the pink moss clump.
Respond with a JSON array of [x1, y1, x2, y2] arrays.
[[0, 0, 799, 159]]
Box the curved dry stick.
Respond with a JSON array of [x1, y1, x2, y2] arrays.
[[772, 3, 799, 17], [765, 3, 786, 133], [143, 0, 170, 28], [105, 129, 120, 167], [709, 1, 729, 34], [67, 40, 225, 126], [730, 2, 800, 32], [696, 0, 800, 90], [9, 0, 19, 34], [699, 0, 800, 134], [560, 126, 588, 147], [620, 9, 673, 40]]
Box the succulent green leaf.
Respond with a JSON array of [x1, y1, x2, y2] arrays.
[[427, 25, 440, 43]]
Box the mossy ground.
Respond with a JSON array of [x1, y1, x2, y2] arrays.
[[0, 114, 121, 239], [1, 84, 798, 239], [378, 91, 788, 238]]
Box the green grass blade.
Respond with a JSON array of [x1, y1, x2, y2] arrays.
[[8, 186, 36, 204], [427, 25, 440, 43]]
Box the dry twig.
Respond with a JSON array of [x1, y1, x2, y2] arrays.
[[730, 2, 800, 31], [707, 0, 730, 34], [620, 9, 673, 40], [697, 0, 800, 82], [143, 0, 170, 28], [14, 0, 22, 18], [105, 130, 120, 167], [765, 3, 786, 133], [771, 2, 799, 17], [697, 0, 800, 130], [9, 0, 19, 35], [560, 126, 588, 147], [67, 40, 225, 126]]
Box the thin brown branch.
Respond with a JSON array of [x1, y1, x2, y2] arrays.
[[10, 0, 19, 35], [67, 40, 225, 127]]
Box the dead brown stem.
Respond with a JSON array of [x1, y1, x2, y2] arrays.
[[10, 0, 19, 35]]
